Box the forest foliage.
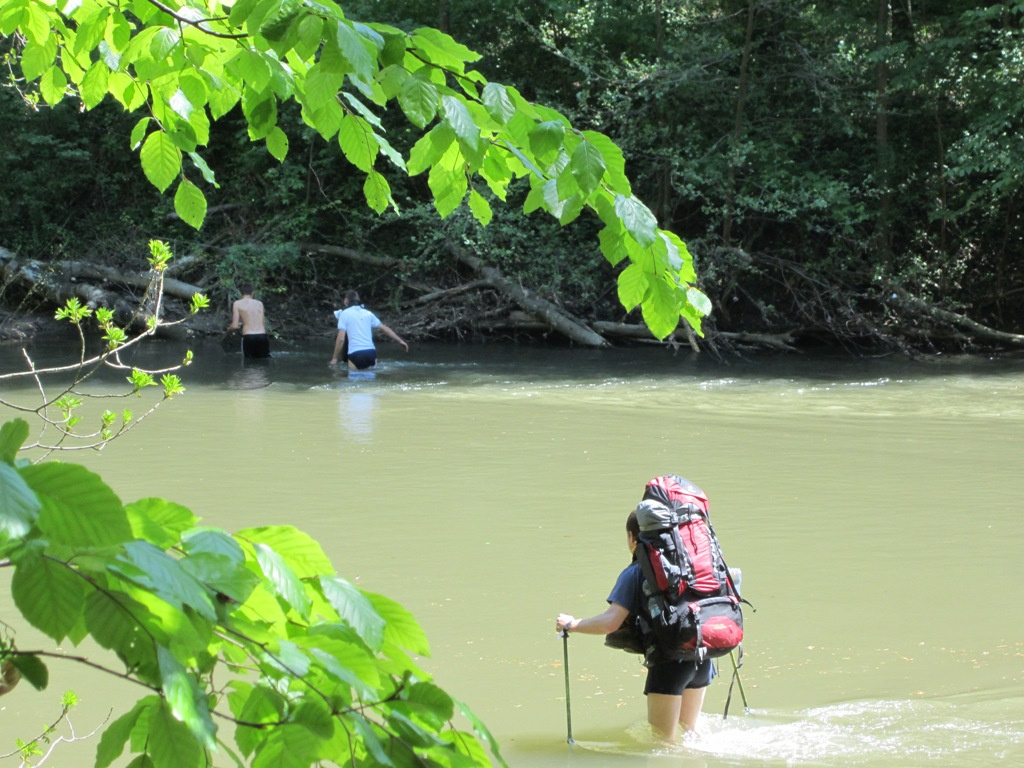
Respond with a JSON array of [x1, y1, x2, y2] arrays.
[[3, 1, 1024, 353]]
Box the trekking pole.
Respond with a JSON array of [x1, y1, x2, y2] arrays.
[[561, 630, 575, 745], [723, 648, 749, 718]]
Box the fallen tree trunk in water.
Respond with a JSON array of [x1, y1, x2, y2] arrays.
[[1, 250, 201, 338], [448, 243, 609, 347], [894, 289, 1024, 348]]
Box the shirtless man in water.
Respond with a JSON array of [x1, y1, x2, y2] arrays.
[[229, 285, 271, 358]]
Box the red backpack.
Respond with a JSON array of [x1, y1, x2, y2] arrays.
[[634, 475, 744, 662]]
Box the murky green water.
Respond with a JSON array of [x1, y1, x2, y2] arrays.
[[2, 340, 1022, 766]]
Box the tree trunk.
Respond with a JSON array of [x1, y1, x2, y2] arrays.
[[448, 243, 608, 347]]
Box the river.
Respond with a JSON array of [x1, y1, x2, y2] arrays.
[[1, 338, 1022, 767]]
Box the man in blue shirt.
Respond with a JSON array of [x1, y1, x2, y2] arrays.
[[329, 290, 409, 370]]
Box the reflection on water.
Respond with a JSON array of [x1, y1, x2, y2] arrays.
[[336, 391, 378, 440], [226, 357, 272, 390]]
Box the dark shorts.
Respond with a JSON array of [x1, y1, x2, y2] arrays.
[[241, 334, 271, 359], [348, 349, 377, 369], [644, 658, 715, 696]]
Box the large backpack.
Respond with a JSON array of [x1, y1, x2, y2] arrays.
[[632, 475, 744, 663]]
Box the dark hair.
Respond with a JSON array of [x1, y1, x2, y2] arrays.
[[344, 290, 361, 305], [626, 509, 639, 538], [240, 284, 254, 295]]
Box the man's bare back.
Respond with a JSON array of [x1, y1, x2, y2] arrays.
[[230, 296, 266, 335]]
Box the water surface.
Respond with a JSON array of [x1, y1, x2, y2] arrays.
[[1, 340, 1022, 766]]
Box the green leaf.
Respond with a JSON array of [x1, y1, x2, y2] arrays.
[[230, 683, 284, 757], [96, 699, 150, 768], [291, 698, 335, 739], [0, 419, 28, 462], [12, 550, 85, 643], [373, 132, 407, 172], [338, 113, 377, 173], [124, 497, 196, 549], [468, 189, 492, 226], [85, 591, 160, 679], [262, 638, 310, 678], [407, 122, 455, 176], [615, 194, 658, 248], [528, 120, 564, 165], [404, 681, 455, 729], [332, 19, 373, 80], [365, 591, 430, 656], [21, 2, 50, 45], [0, 0, 28, 36], [295, 14, 323, 59], [352, 715, 393, 767], [378, 63, 408, 99], [243, 94, 278, 141], [558, 194, 584, 225], [398, 74, 438, 129], [139, 131, 182, 193], [387, 710, 445, 749], [236, 525, 334, 578], [687, 286, 713, 317], [180, 551, 259, 605], [307, 98, 344, 140], [641, 277, 681, 340], [39, 66, 68, 106], [501, 139, 543, 179], [318, 576, 385, 651], [617, 263, 648, 311], [266, 125, 289, 162], [10, 653, 48, 690], [182, 528, 245, 563], [20, 39, 55, 81], [251, 724, 321, 768], [410, 27, 481, 70], [598, 222, 627, 267], [80, 60, 109, 109], [260, 7, 302, 52], [232, 48, 272, 91], [158, 647, 216, 748], [304, 642, 377, 698], [428, 149, 468, 219], [454, 697, 506, 766], [663, 230, 696, 282], [582, 130, 630, 195], [481, 82, 516, 125], [187, 152, 218, 186], [570, 140, 606, 198], [148, 700, 202, 768], [253, 543, 311, 617], [303, 63, 344, 113], [173, 179, 207, 230], [111, 541, 217, 621], [363, 170, 393, 214], [341, 91, 383, 128], [228, 0, 260, 26], [22, 463, 133, 547], [0, 464, 39, 539], [208, 80, 240, 120], [442, 95, 480, 152]]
